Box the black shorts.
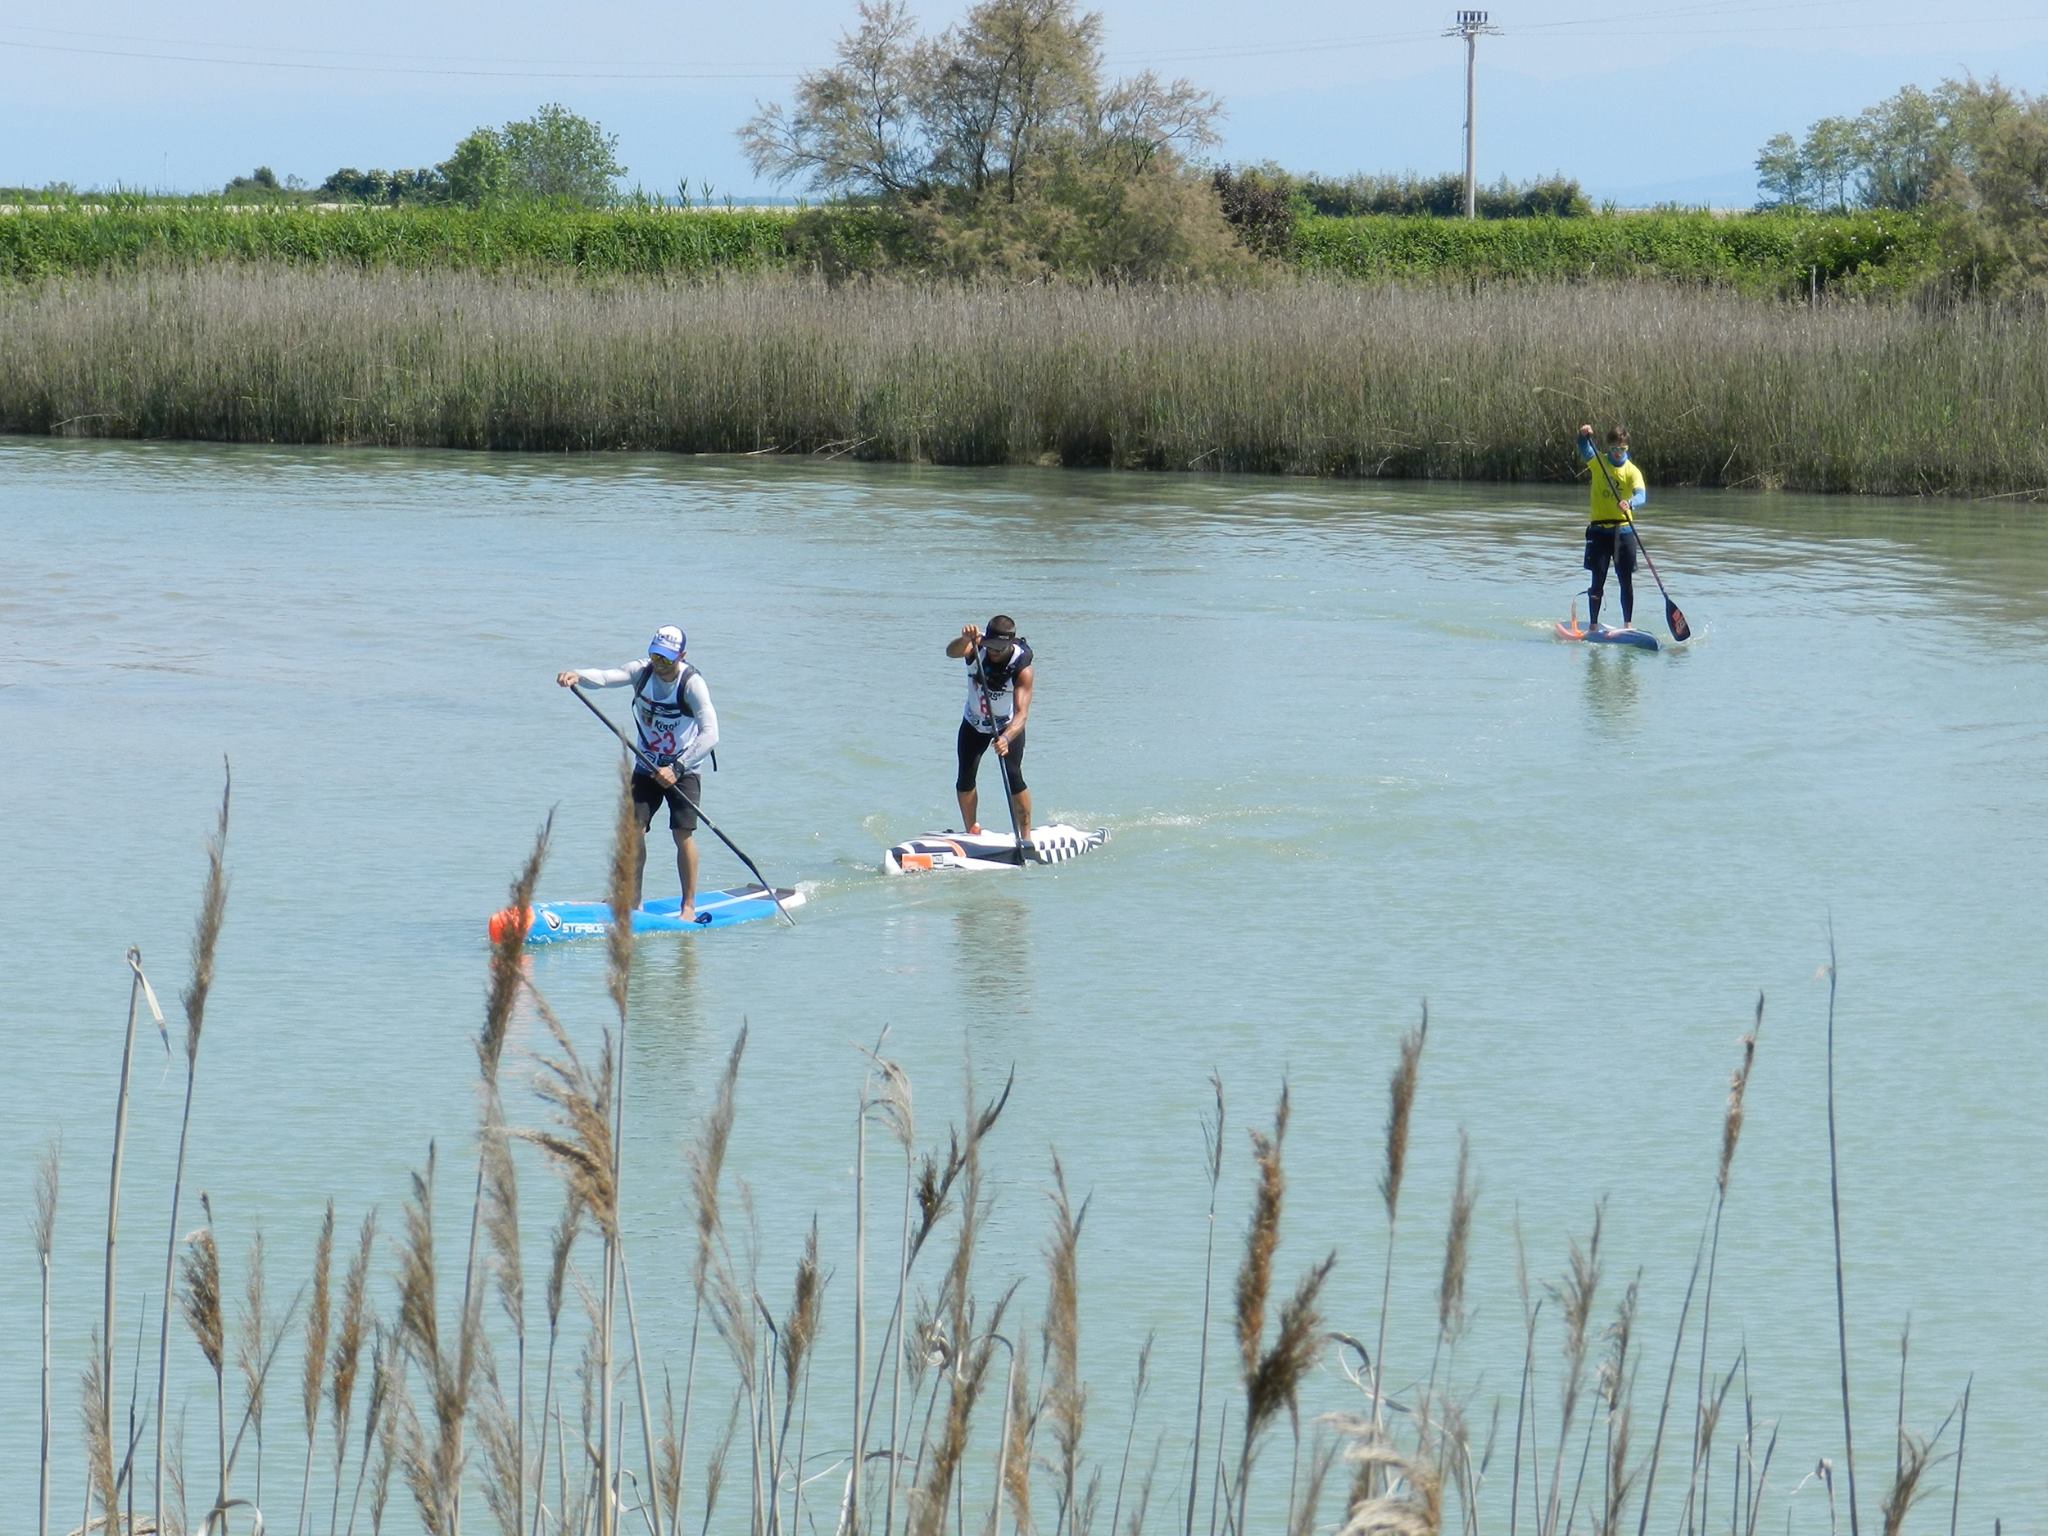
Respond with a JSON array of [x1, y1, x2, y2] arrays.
[[955, 718, 1027, 793], [632, 769, 701, 834], [1583, 522, 1638, 576]]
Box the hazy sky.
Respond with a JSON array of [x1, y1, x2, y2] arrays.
[[4, 0, 2044, 205]]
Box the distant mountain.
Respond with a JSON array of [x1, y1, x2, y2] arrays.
[[1590, 170, 1761, 212]]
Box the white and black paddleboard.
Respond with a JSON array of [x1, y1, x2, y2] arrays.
[[883, 824, 1109, 873]]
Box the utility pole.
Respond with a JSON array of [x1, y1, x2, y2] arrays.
[[1444, 10, 1501, 218]]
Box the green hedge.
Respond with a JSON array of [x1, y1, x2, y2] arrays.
[[0, 203, 1951, 296], [0, 205, 803, 280], [1290, 210, 1944, 296]]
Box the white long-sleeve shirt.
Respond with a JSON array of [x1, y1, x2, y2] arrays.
[[573, 658, 719, 772]]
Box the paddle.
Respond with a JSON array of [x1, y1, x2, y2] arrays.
[[1586, 437, 1692, 642], [568, 684, 796, 926], [979, 683, 1033, 869]]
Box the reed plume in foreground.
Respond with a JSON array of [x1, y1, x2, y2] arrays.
[[236, 1229, 269, 1509], [330, 1211, 378, 1536], [156, 766, 232, 1536], [1689, 998, 1764, 1522], [1235, 1085, 1291, 1387], [1541, 1203, 1604, 1536], [395, 1144, 476, 1534], [33, 1136, 60, 1536], [1044, 1155, 1091, 1535], [681, 1027, 745, 1531], [1373, 1010, 1427, 1456], [298, 1200, 335, 1536], [1234, 1085, 1337, 1534], [772, 1218, 824, 1534], [1880, 1431, 1931, 1536], [1822, 937, 1862, 1536], [1185, 1072, 1226, 1536], [178, 1197, 227, 1526], [467, 816, 548, 1536], [102, 946, 162, 1535], [82, 1328, 117, 1529], [1328, 1414, 1443, 1536]]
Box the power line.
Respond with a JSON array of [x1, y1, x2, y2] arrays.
[[0, 36, 807, 80], [0, 20, 811, 71], [0, 5, 2037, 84]]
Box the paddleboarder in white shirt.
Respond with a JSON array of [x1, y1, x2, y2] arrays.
[[556, 625, 719, 917], [943, 614, 1033, 836]]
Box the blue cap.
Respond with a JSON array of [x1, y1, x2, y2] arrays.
[[648, 625, 685, 659]]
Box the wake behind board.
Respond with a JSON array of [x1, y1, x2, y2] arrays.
[[489, 885, 803, 945], [1555, 621, 1659, 652], [884, 824, 1108, 874]]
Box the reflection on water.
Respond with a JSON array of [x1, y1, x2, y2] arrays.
[[1579, 646, 1645, 731], [952, 893, 1034, 1024]]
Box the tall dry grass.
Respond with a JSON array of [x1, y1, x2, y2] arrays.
[[0, 264, 2043, 496], [34, 799, 2005, 1536]]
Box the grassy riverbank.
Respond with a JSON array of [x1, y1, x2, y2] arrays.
[[3, 263, 2040, 496]]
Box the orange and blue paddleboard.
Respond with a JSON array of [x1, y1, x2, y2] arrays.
[[488, 885, 803, 944]]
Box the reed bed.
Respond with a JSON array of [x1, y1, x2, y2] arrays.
[[1, 263, 2041, 497], [24, 791, 2000, 1536]]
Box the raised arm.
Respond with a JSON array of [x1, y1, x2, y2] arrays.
[[555, 660, 646, 688], [945, 623, 981, 659]]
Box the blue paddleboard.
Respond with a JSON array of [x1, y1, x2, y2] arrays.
[[491, 885, 802, 944], [1555, 622, 1659, 651]]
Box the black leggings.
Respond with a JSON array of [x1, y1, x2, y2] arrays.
[[955, 718, 1027, 793], [1583, 523, 1637, 623]]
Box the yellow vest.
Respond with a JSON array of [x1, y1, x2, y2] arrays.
[[1587, 455, 1645, 525]]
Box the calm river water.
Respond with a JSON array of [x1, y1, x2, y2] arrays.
[[3, 438, 2044, 1532]]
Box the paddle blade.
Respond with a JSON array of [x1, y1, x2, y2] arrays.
[[1665, 598, 1692, 643]]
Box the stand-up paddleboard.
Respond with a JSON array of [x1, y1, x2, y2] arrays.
[[1555, 621, 1660, 652], [489, 885, 804, 945], [883, 824, 1108, 873]]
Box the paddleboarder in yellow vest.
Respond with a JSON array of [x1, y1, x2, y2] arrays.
[[1578, 424, 1648, 631]]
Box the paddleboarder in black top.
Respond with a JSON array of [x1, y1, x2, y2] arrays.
[[944, 615, 1033, 836]]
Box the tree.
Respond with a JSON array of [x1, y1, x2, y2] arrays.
[[497, 104, 625, 205], [1858, 84, 1950, 209], [1754, 132, 1809, 210], [439, 128, 512, 207], [1930, 82, 2048, 294], [1801, 116, 1861, 212], [319, 167, 438, 203], [223, 166, 289, 199], [742, 1, 927, 198], [739, 0, 1220, 206]]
